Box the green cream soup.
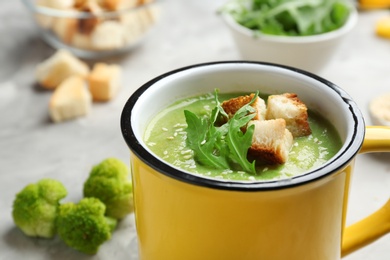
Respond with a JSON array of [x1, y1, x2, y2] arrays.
[[144, 92, 342, 181]]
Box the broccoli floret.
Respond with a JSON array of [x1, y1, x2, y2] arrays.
[[12, 178, 67, 238], [56, 197, 117, 254], [83, 158, 133, 220]]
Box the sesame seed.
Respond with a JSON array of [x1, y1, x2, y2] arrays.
[[162, 127, 168, 131]]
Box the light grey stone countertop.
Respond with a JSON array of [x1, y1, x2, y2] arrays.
[[0, 0, 389, 259]]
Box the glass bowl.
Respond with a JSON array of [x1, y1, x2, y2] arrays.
[[21, 0, 161, 59]]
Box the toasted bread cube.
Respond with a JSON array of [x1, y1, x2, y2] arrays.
[[52, 17, 78, 44], [121, 4, 158, 44], [74, 0, 87, 8], [49, 75, 92, 123], [76, 0, 102, 11], [35, 0, 54, 28], [98, 0, 122, 10], [36, 49, 90, 89], [248, 119, 293, 165], [76, 0, 103, 34], [41, 0, 75, 9], [266, 93, 311, 137], [90, 21, 126, 50], [221, 93, 266, 121], [118, 0, 139, 9], [71, 32, 92, 50], [121, 9, 145, 44], [88, 63, 122, 101]]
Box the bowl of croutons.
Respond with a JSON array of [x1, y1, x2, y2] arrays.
[[21, 0, 160, 59]]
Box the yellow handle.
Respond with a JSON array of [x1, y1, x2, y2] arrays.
[[342, 199, 390, 257], [359, 0, 390, 9], [342, 126, 390, 257], [359, 126, 390, 153]]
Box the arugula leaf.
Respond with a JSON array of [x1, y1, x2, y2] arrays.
[[213, 89, 229, 119], [221, 0, 351, 36], [184, 91, 259, 174], [184, 110, 230, 169], [225, 95, 257, 174]]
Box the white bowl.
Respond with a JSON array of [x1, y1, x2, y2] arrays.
[[221, 7, 358, 73]]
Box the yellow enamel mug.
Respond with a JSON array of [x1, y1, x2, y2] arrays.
[[121, 61, 390, 260]]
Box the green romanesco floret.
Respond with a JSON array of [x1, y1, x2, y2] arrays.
[[12, 178, 67, 238], [56, 197, 117, 255], [83, 158, 133, 220]]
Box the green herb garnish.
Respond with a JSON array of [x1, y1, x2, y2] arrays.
[[184, 90, 258, 174], [225, 100, 257, 174], [220, 0, 351, 36]]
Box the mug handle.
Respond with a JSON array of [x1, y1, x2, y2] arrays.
[[342, 126, 390, 257]]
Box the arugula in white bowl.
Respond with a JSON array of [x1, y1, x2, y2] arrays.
[[220, 0, 352, 36]]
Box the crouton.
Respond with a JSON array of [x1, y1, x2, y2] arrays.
[[248, 119, 293, 164], [74, 0, 103, 12], [52, 17, 78, 44], [42, 0, 75, 9], [36, 49, 90, 89], [99, 0, 122, 10], [35, 0, 55, 28], [266, 93, 311, 137], [71, 32, 92, 50], [88, 63, 122, 101], [118, 0, 140, 9], [90, 21, 126, 50], [49, 75, 92, 123], [75, 1, 103, 35], [74, 0, 88, 8], [121, 6, 156, 45], [221, 93, 266, 121]]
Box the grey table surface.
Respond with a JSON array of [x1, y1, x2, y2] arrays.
[[1, 0, 390, 259]]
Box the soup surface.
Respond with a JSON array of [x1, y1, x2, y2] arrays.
[[144, 92, 342, 181]]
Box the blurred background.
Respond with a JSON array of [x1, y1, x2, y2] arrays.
[[1, 0, 390, 259]]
